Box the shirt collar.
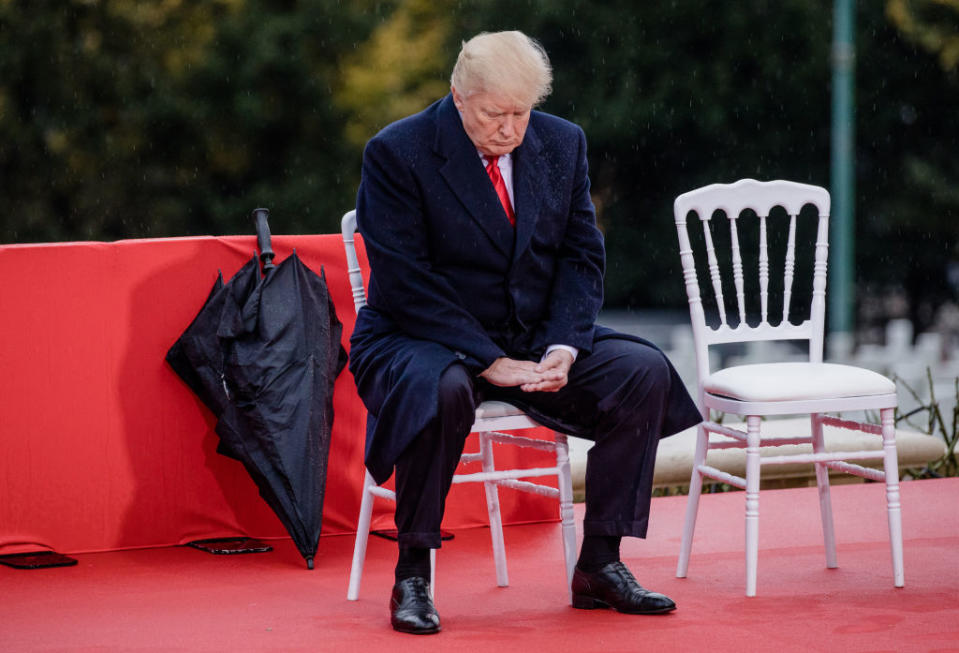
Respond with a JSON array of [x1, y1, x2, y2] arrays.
[[478, 151, 511, 165]]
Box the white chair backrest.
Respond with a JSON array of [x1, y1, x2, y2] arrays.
[[341, 210, 367, 314], [673, 179, 831, 377]]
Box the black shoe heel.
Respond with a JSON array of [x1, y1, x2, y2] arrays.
[[572, 593, 599, 609]]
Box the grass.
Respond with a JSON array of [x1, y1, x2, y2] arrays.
[[894, 369, 959, 479]]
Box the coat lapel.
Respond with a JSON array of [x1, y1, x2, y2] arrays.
[[433, 96, 513, 258], [511, 122, 544, 264]]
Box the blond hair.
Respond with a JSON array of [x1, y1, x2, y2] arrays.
[[450, 31, 553, 107]]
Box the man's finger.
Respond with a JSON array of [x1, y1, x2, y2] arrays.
[[521, 375, 568, 392]]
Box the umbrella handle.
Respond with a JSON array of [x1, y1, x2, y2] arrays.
[[252, 208, 275, 273]]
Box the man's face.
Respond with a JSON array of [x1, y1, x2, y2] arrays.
[[451, 86, 532, 157]]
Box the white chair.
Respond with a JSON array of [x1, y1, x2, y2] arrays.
[[341, 210, 577, 601], [672, 179, 904, 596]]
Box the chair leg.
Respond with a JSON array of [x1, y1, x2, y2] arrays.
[[744, 415, 762, 597], [479, 431, 509, 587], [347, 470, 377, 600], [677, 421, 708, 578], [554, 433, 577, 602], [881, 407, 905, 587], [429, 548, 436, 599], [811, 413, 837, 568]]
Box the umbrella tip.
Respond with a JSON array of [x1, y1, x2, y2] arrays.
[[307, 557, 314, 570]]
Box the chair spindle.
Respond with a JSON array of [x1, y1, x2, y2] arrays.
[[782, 213, 797, 324], [759, 214, 769, 324], [701, 214, 727, 327], [730, 216, 746, 326]]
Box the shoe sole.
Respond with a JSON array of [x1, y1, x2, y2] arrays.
[[572, 594, 676, 615], [391, 620, 442, 635]]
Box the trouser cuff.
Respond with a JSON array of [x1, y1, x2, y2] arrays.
[[397, 531, 442, 549], [582, 519, 649, 539]]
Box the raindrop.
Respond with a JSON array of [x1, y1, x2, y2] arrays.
[[899, 104, 917, 125]]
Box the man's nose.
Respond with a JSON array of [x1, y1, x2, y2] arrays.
[[498, 115, 515, 135]]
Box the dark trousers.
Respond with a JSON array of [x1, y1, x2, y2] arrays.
[[393, 338, 673, 549]]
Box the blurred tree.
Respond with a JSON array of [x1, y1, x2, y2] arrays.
[[859, 3, 959, 333], [1, 0, 956, 334], [887, 0, 959, 72], [335, 0, 453, 149], [0, 0, 386, 242]]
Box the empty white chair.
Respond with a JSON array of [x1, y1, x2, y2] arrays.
[[672, 179, 904, 596], [341, 210, 577, 601]]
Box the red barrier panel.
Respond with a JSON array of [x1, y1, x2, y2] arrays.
[[0, 234, 557, 556]]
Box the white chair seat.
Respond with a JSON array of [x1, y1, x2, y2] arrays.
[[704, 362, 896, 402], [473, 400, 528, 420]]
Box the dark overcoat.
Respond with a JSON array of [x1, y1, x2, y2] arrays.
[[349, 94, 697, 484]]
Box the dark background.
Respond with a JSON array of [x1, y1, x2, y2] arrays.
[[2, 0, 956, 337]]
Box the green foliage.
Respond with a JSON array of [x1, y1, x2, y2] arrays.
[[888, 0, 959, 71], [1, 0, 957, 323], [0, 0, 385, 241], [335, 0, 453, 149], [858, 5, 959, 330]]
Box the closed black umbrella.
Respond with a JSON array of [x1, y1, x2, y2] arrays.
[[167, 209, 347, 568]]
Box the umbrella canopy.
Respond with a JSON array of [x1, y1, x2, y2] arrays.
[[167, 210, 347, 568], [166, 260, 259, 461]]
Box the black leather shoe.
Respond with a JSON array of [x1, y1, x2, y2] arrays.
[[571, 561, 676, 614], [390, 577, 441, 634]]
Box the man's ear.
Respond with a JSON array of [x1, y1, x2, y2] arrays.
[[451, 85, 463, 111]]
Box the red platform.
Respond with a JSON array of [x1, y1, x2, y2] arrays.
[[3, 236, 958, 651], [2, 478, 957, 652]]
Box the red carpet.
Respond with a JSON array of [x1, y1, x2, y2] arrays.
[[3, 478, 958, 653]]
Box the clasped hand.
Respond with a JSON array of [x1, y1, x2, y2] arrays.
[[479, 349, 573, 392]]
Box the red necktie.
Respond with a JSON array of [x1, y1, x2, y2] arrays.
[[485, 155, 515, 226]]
